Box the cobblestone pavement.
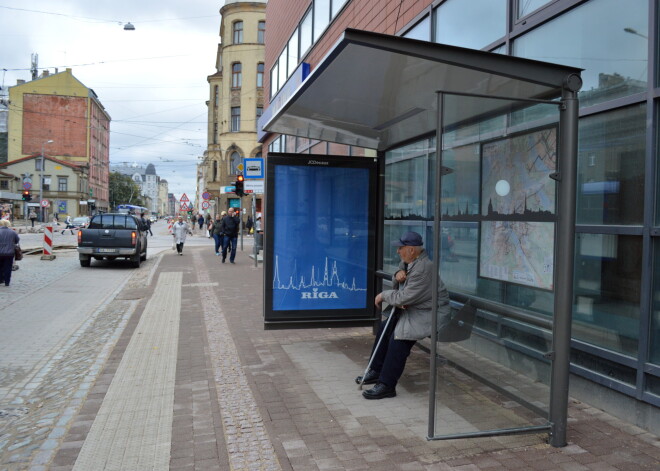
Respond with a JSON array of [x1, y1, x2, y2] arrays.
[[3, 244, 659, 470]]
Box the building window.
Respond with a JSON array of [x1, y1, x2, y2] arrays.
[[42, 175, 51, 191], [513, 0, 647, 108], [230, 151, 242, 175], [258, 20, 265, 44], [300, 9, 312, 60], [231, 107, 241, 132], [214, 85, 219, 108], [435, 0, 506, 51], [278, 48, 287, 92], [0, 180, 8, 190], [35, 160, 43, 171], [213, 122, 218, 144], [232, 63, 242, 88], [58, 177, 68, 192], [233, 21, 243, 44], [256, 106, 263, 121], [313, 0, 330, 42], [257, 63, 264, 88], [213, 161, 218, 182], [270, 62, 279, 98]]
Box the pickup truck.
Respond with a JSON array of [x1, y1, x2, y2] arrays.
[[77, 213, 148, 268]]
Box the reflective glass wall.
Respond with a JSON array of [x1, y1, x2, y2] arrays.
[[390, 0, 659, 409]]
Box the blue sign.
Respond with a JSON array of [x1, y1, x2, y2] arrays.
[[257, 63, 310, 142], [243, 158, 264, 179], [57, 200, 67, 214], [264, 154, 378, 327]]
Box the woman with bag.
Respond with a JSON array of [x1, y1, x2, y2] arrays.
[[0, 219, 20, 286]]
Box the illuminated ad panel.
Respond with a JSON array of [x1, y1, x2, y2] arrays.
[[264, 154, 378, 327]]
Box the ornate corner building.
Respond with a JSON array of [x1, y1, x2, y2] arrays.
[[200, 0, 266, 216]]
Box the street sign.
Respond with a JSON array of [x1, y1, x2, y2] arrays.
[[180, 193, 190, 202], [22, 177, 32, 184], [244, 158, 264, 179], [202, 191, 211, 200], [180, 203, 190, 211], [221, 186, 236, 194], [40, 199, 50, 208], [202, 201, 210, 209], [244, 180, 264, 194], [22, 182, 32, 190]]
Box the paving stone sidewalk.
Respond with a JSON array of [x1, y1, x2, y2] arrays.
[[49, 246, 659, 470]]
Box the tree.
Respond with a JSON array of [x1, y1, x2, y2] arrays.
[[109, 172, 144, 209]]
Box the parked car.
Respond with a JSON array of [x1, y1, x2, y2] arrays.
[[77, 213, 148, 268], [72, 216, 90, 228]]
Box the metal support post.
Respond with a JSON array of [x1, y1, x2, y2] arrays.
[[428, 92, 445, 439], [549, 77, 581, 447], [252, 194, 258, 267]]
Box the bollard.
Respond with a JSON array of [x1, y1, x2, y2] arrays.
[[40, 224, 57, 261]]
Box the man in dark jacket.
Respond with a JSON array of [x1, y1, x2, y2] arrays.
[[221, 207, 240, 263]]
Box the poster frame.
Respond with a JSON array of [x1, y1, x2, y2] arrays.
[[263, 153, 379, 329]]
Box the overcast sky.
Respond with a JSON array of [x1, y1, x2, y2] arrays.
[[0, 0, 222, 199]]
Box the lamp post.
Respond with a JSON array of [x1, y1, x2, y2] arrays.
[[623, 27, 648, 39], [40, 139, 54, 222]]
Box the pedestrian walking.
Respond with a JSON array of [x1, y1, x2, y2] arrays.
[[221, 208, 240, 263], [28, 209, 37, 228], [172, 216, 191, 255], [198, 214, 205, 230], [210, 213, 225, 255], [140, 213, 153, 236], [0, 219, 20, 287], [246, 215, 254, 236], [61, 215, 75, 235]]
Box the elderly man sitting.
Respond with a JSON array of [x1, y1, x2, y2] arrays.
[[357, 231, 450, 400]]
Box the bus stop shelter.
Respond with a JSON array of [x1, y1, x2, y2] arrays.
[[263, 28, 582, 447]]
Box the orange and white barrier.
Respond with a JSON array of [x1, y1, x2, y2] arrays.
[[41, 224, 56, 260], [168, 220, 173, 234]]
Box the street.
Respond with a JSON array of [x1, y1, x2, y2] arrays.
[[0, 221, 658, 470]]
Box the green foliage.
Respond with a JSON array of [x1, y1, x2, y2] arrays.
[[109, 172, 144, 208]]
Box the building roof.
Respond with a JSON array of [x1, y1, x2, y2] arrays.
[[0, 153, 85, 170]]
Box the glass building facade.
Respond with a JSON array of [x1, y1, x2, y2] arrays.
[[265, 0, 659, 428]]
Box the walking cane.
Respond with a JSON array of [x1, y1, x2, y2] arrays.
[[358, 305, 396, 390]]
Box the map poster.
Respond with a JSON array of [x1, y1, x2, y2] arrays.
[[264, 153, 378, 327], [479, 221, 554, 290], [478, 127, 557, 291]]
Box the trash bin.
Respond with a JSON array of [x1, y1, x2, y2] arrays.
[[255, 232, 264, 253]]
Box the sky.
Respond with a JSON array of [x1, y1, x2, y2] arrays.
[[0, 0, 223, 199]]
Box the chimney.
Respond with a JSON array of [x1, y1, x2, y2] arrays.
[[42, 70, 49, 77], [17, 79, 25, 85]]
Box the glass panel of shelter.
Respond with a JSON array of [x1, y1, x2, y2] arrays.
[[384, 98, 561, 439]]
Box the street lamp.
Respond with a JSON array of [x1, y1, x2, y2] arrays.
[[623, 27, 648, 39], [40, 139, 54, 222]]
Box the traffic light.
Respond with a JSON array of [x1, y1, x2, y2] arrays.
[[235, 174, 245, 197], [22, 190, 32, 201]]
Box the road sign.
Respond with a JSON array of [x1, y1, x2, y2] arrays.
[[22, 177, 32, 184], [244, 180, 264, 194], [244, 158, 264, 179], [221, 186, 236, 194], [180, 203, 190, 211], [41, 199, 50, 208], [202, 191, 211, 200], [22, 182, 32, 190], [202, 201, 210, 209], [180, 193, 190, 202]]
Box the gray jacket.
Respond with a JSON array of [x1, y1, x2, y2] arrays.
[[380, 250, 450, 341]]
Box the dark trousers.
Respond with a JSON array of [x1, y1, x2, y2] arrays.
[[370, 314, 416, 388], [176, 242, 184, 254], [213, 234, 222, 254], [30, 218, 36, 227], [0, 255, 14, 286], [222, 235, 237, 262]]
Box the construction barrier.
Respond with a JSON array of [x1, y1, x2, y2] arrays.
[[168, 220, 173, 234], [41, 224, 56, 260]]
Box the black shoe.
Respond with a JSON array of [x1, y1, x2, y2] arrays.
[[230, 260, 235, 264], [362, 382, 396, 400], [222, 258, 226, 263], [355, 369, 379, 385]]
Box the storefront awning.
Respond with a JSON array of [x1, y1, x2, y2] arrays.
[[263, 29, 582, 151]]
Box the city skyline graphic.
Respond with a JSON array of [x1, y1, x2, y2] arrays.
[[272, 255, 367, 293]]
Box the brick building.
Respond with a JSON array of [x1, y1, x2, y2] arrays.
[[7, 68, 110, 213]]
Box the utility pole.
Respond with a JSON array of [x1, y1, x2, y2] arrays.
[[39, 139, 54, 222]]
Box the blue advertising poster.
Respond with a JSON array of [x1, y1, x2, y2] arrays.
[[264, 154, 377, 326]]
